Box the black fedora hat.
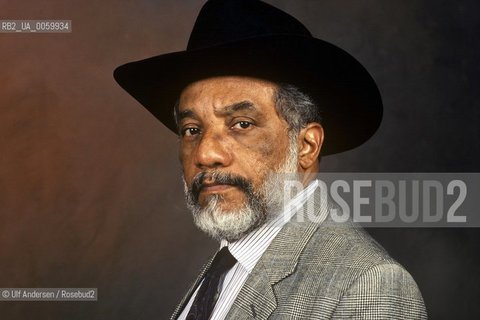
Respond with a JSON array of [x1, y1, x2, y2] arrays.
[[114, 0, 382, 155]]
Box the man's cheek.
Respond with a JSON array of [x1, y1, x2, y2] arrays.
[[244, 132, 284, 162], [179, 144, 196, 165], [181, 165, 197, 186]]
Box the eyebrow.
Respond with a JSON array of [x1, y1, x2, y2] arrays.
[[177, 109, 196, 122], [215, 100, 256, 115], [177, 100, 256, 123]]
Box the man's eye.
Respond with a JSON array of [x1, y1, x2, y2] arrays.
[[233, 121, 252, 129], [182, 128, 200, 136]]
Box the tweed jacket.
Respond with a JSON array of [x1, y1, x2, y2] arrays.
[[171, 188, 427, 319]]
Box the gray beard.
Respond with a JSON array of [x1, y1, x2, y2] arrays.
[[183, 140, 299, 242]]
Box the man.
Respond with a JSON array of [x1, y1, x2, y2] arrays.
[[114, 0, 427, 319]]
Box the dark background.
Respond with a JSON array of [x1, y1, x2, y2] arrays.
[[1, 0, 479, 319]]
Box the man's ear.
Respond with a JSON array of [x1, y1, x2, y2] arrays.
[[298, 123, 324, 170]]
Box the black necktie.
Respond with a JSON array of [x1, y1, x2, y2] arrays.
[[186, 247, 237, 320]]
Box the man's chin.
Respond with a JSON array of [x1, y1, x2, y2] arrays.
[[192, 203, 264, 242], [185, 180, 269, 241], [197, 191, 248, 211]]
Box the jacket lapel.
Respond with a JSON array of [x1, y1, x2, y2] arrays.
[[225, 187, 329, 319], [169, 255, 216, 320], [224, 260, 277, 319]]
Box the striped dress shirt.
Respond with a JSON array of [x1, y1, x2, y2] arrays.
[[178, 180, 319, 320]]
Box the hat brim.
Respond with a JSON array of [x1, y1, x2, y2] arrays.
[[114, 34, 382, 155]]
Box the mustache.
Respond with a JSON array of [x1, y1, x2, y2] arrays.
[[190, 171, 254, 201]]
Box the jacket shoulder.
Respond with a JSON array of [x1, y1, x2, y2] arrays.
[[331, 262, 427, 319], [271, 221, 426, 319], [302, 221, 393, 272]]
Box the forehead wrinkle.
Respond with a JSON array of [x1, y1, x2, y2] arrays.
[[214, 100, 257, 116]]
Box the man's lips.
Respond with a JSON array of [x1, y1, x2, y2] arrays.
[[199, 182, 237, 194]]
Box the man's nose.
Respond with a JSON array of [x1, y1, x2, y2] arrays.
[[195, 131, 232, 169]]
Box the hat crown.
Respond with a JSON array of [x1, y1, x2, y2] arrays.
[[187, 0, 312, 50]]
